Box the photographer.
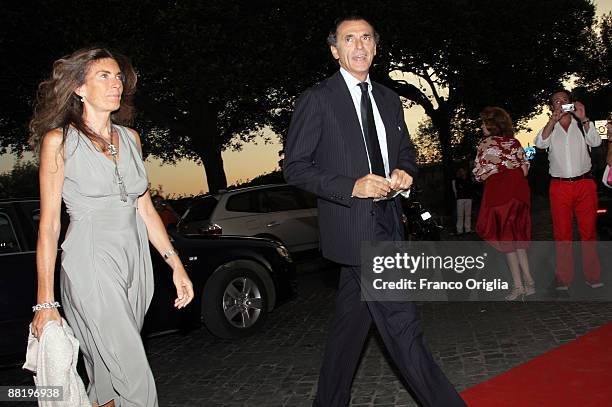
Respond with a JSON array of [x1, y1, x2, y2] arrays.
[[534, 89, 603, 292]]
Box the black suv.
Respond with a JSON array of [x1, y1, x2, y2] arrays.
[[0, 198, 297, 365]]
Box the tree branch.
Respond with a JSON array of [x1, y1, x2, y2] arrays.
[[419, 68, 444, 108], [380, 76, 437, 118]]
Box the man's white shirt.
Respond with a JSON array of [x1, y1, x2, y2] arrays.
[[339, 68, 411, 200], [339, 67, 390, 177], [534, 117, 601, 178]]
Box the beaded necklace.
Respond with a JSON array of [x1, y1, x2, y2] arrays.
[[107, 140, 128, 202], [100, 125, 128, 202]]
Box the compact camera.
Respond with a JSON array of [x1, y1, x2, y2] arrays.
[[561, 103, 575, 112]]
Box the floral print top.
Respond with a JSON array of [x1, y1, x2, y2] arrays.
[[473, 136, 528, 182]]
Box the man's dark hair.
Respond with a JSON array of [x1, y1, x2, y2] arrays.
[[549, 89, 573, 105], [327, 15, 380, 46]]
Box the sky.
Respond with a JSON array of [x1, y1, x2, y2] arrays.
[[2, 0, 611, 196]]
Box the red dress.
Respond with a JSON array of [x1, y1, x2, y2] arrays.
[[473, 136, 531, 252]]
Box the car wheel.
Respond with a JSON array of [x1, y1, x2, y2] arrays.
[[201, 265, 269, 338]]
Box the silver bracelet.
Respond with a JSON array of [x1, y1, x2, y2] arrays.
[[163, 248, 177, 260], [32, 302, 61, 312]]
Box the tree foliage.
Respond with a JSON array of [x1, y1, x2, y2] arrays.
[[576, 12, 612, 119], [0, 1, 293, 192], [0, 0, 153, 154], [263, 0, 596, 207], [0, 0, 598, 198], [0, 160, 39, 198]]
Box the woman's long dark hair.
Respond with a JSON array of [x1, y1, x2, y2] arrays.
[[29, 47, 137, 153]]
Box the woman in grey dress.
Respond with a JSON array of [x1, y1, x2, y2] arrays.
[[30, 47, 194, 407]]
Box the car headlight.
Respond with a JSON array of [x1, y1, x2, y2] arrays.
[[275, 244, 292, 262]]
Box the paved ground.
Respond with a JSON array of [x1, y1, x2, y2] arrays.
[[3, 260, 612, 406], [145, 271, 612, 407], [2, 194, 611, 406]]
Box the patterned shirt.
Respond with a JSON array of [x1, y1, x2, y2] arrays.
[[473, 136, 528, 182]]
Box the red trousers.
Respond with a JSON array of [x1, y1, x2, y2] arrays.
[[549, 179, 601, 285]]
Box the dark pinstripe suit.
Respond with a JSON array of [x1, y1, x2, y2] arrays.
[[284, 71, 416, 266], [284, 71, 466, 407]]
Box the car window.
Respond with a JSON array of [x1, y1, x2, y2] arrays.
[[266, 187, 304, 212], [252, 190, 270, 212], [11, 200, 41, 248], [18, 201, 69, 248], [183, 197, 218, 222], [226, 190, 269, 213], [0, 211, 21, 254], [32, 209, 40, 234], [226, 192, 253, 212]]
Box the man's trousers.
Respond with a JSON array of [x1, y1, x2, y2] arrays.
[[313, 200, 466, 407], [549, 178, 601, 285], [456, 198, 472, 233]]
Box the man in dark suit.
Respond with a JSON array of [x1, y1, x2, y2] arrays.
[[283, 16, 466, 407]]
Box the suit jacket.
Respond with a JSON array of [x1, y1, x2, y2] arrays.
[[283, 71, 417, 265]]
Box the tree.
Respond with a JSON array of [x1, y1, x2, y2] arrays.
[[382, 0, 593, 184], [413, 120, 443, 166], [0, 0, 598, 198], [264, 0, 596, 207], [576, 12, 612, 119], [132, 1, 293, 193], [0, 0, 157, 155], [0, 1, 298, 193], [0, 160, 39, 198]]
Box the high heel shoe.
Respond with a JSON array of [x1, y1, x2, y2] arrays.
[[505, 286, 525, 301], [524, 282, 536, 296]]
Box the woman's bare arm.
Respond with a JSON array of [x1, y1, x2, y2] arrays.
[[32, 129, 64, 337]]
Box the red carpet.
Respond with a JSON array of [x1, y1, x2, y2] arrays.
[[460, 322, 612, 407]]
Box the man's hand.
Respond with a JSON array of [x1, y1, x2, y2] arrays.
[[548, 106, 566, 124], [352, 174, 391, 199], [574, 101, 587, 121], [389, 169, 413, 191]]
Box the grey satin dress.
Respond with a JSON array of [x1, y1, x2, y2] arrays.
[[59, 125, 158, 406]]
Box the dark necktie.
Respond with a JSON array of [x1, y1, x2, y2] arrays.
[[358, 82, 386, 177]]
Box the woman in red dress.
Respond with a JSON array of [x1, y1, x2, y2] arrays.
[[474, 107, 535, 300]]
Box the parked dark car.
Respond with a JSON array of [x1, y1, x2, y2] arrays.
[[0, 198, 296, 365], [597, 185, 612, 239]]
